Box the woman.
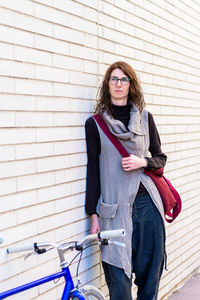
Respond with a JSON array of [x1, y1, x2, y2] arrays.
[[85, 61, 167, 300]]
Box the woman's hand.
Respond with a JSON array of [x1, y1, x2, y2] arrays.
[[122, 154, 147, 171], [90, 214, 100, 234]]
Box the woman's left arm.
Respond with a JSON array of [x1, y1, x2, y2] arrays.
[[145, 112, 167, 170]]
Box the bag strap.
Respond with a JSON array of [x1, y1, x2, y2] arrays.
[[93, 114, 181, 223], [93, 114, 130, 158]]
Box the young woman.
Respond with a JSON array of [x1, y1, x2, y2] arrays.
[[85, 61, 167, 300]]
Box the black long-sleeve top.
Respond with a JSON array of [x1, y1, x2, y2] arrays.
[[85, 104, 167, 215]]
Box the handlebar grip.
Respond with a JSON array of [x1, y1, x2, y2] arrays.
[[7, 243, 35, 253], [98, 229, 125, 239]]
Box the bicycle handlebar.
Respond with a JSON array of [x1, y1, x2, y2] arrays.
[[99, 229, 125, 239], [7, 242, 57, 254], [7, 229, 125, 254]]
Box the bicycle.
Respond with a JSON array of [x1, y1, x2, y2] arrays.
[[0, 229, 125, 299]]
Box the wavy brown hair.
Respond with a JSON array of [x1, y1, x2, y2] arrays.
[[94, 61, 145, 115]]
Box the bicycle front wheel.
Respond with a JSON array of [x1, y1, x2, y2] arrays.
[[80, 285, 106, 300]]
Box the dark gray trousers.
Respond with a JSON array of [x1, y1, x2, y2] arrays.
[[102, 194, 165, 300]]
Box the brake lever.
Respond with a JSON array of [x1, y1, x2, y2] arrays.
[[100, 239, 126, 247], [24, 251, 38, 261], [112, 241, 126, 247], [24, 245, 47, 261]]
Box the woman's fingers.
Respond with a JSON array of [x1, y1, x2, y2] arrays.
[[121, 155, 146, 171]]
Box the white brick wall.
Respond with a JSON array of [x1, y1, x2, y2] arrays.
[[0, 0, 200, 299]]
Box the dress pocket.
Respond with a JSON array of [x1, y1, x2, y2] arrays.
[[98, 196, 119, 219]]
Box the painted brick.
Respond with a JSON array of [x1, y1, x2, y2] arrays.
[[0, 25, 34, 47], [0, 59, 35, 79], [0, 7, 14, 26], [16, 143, 53, 160], [114, 21, 135, 40], [35, 64, 69, 83], [69, 15, 97, 35], [34, 2, 69, 27], [37, 155, 70, 172], [17, 173, 54, 192], [71, 178, 86, 195], [33, 0, 53, 5], [17, 201, 55, 224], [70, 126, 85, 140], [114, 44, 135, 59], [53, 140, 86, 155], [115, 0, 135, 12], [0, 146, 15, 162], [0, 190, 37, 213], [55, 219, 90, 243], [52, 54, 83, 71], [16, 112, 54, 127], [125, 11, 144, 28], [51, 0, 85, 16], [0, 76, 15, 93], [35, 34, 69, 55], [69, 72, 97, 87], [14, 45, 52, 66], [14, 11, 53, 36], [37, 210, 72, 233], [70, 153, 87, 168], [55, 193, 84, 213], [0, 211, 16, 230], [0, 43, 13, 59], [0, 95, 35, 111], [69, 44, 97, 61], [84, 33, 98, 49], [84, 6, 97, 22], [36, 183, 71, 204], [36, 127, 70, 142], [35, 97, 70, 111], [0, 128, 35, 145], [103, 27, 125, 44], [0, 1, 200, 299], [0, 0, 34, 15], [99, 12, 115, 29], [103, 2, 125, 20], [0, 112, 15, 127], [0, 159, 36, 179], [72, 0, 98, 10], [2, 221, 37, 246], [99, 38, 115, 53], [54, 166, 85, 185], [83, 60, 97, 74], [53, 82, 96, 99], [53, 24, 84, 45]]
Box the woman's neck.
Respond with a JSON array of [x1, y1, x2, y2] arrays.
[[111, 98, 128, 106]]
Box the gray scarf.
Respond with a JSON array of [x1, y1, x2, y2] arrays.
[[102, 105, 147, 141]]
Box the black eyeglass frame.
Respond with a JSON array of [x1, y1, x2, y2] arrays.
[[109, 76, 131, 86]]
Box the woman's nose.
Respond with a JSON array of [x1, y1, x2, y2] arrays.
[[116, 79, 122, 86]]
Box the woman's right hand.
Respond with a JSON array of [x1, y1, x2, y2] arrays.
[[90, 214, 100, 234]]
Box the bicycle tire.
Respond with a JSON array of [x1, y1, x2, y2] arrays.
[[79, 285, 106, 300]]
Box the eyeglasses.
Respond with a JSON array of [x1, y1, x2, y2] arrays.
[[109, 76, 131, 86]]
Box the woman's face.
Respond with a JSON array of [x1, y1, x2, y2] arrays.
[[108, 68, 130, 106]]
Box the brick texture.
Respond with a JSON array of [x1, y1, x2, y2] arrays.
[[0, 0, 200, 299]]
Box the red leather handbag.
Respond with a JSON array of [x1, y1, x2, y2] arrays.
[[93, 114, 182, 223]]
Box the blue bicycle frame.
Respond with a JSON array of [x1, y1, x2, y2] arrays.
[[0, 266, 85, 300], [0, 230, 125, 299]]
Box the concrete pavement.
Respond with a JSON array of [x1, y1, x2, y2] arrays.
[[168, 271, 200, 300]]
